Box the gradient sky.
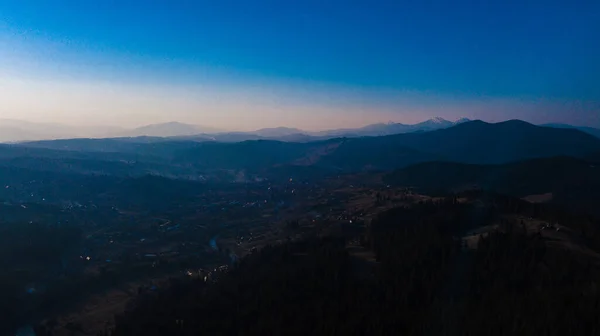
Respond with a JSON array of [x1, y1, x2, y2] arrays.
[[1, 0, 599, 131]]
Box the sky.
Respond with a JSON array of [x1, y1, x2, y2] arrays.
[[0, 0, 599, 131]]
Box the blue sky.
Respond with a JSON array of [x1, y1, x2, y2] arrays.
[[0, 0, 599, 130]]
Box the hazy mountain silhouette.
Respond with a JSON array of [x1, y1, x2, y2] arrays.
[[250, 127, 305, 137], [9, 117, 469, 144], [118, 122, 222, 137], [311, 117, 470, 137], [4, 118, 600, 144], [10, 120, 600, 174], [186, 118, 463, 142], [0, 126, 49, 143], [0, 119, 124, 142]]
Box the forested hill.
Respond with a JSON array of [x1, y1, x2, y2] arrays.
[[82, 193, 600, 336], [384, 156, 600, 216]]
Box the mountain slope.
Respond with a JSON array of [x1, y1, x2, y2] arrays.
[[384, 156, 600, 214], [173, 120, 600, 171], [313, 117, 470, 137], [315, 137, 443, 170], [379, 120, 600, 164], [541, 123, 600, 139], [120, 122, 222, 137], [173, 140, 321, 170], [305, 119, 600, 170]]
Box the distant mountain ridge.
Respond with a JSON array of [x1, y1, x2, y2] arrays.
[[0, 117, 470, 143], [250, 127, 305, 137], [310, 117, 471, 137], [115, 122, 223, 138], [0, 119, 124, 142], [4, 118, 600, 147], [16, 119, 600, 162], [5, 120, 600, 186]]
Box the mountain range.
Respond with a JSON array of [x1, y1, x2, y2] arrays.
[[2, 119, 600, 217], [3, 117, 600, 144], [109, 122, 223, 138], [309, 117, 472, 137], [0, 117, 473, 143], [4, 120, 600, 177], [0, 119, 124, 142]]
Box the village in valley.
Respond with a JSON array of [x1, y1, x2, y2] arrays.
[[3, 168, 425, 335]]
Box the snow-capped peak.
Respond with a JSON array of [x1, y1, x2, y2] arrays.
[[429, 117, 448, 124], [427, 117, 450, 124], [454, 117, 471, 124]]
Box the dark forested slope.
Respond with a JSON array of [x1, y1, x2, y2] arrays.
[[384, 157, 600, 215], [84, 194, 600, 336]]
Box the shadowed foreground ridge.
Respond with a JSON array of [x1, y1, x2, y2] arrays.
[[384, 156, 600, 216], [93, 194, 600, 336]]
